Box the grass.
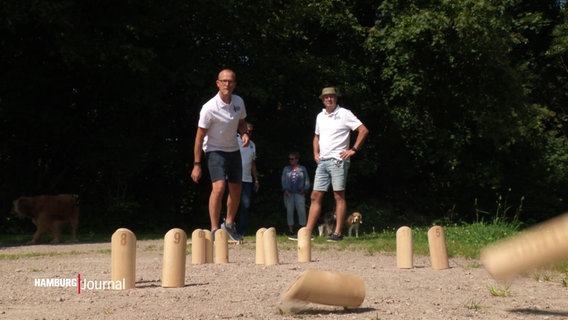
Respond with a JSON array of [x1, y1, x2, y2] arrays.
[[488, 283, 511, 297], [0, 217, 558, 265], [533, 271, 555, 282], [0, 219, 521, 260], [463, 298, 482, 310], [0, 250, 87, 261], [265, 218, 522, 260]]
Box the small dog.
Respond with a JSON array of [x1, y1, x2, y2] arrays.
[[317, 211, 336, 237], [346, 212, 363, 238]]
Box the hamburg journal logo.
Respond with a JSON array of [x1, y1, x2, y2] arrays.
[[34, 274, 126, 294]]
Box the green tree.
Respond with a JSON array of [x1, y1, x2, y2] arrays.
[[363, 0, 567, 220]]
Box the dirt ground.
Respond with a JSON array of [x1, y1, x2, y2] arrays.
[[1, 238, 567, 320]]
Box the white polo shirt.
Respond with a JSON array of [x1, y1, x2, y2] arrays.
[[238, 134, 256, 183], [315, 105, 362, 160], [198, 93, 247, 152]]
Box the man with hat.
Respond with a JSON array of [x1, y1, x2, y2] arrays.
[[305, 87, 369, 241]]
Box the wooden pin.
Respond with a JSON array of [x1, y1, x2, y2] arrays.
[[111, 228, 136, 289], [396, 226, 413, 269], [297, 227, 311, 262], [162, 228, 187, 288], [281, 269, 365, 307], [481, 213, 568, 281], [428, 226, 449, 270], [214, 229, 229, 264], [191, 229, 206, 265], [255, 228, 267, 265], [263, 227, 279, 266], [204, 229, 213, 263]]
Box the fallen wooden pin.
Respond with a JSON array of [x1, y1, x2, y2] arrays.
[[280, 269, 365, 308], [481, 213, 568, 281]]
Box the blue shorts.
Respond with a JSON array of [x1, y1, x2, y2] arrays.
[[206, 151, 242, 183], [312, 159, 350, 192]]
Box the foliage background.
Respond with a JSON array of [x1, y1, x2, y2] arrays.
[[1, 0, 567, 236]]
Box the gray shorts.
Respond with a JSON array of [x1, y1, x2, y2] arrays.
[[206, 151, 242, 183], [312, 159, 350, 192]]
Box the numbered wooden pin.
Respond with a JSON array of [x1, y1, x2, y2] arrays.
[[214, 229, 229, 264], [281, 269, 365, 307], [297, 227, 311, 262], [255, 228, 267, 265], [204, 229, 213, 263], [263, 227, 279, 266], [191, 229, 206, 265], [428, 226, 449, 270], [481, 213, 568, 281], [111, 228, 136, 289], [396, 226, 413, 269], [162, 228, 187, 288]]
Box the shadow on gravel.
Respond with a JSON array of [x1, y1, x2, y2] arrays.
[[509, 308, 568, 317], [292, 306, 377, 316], [135, 281, 212, 289]]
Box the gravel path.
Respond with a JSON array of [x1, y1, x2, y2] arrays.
[[1, 239, 567, 319]]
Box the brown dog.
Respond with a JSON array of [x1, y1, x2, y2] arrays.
[[11, 194, 79, 244], [346, 212, 363, 238]]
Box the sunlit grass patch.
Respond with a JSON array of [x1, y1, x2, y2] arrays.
[[488, 283, 511, 297]]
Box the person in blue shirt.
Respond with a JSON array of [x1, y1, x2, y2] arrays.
[[281, 151, 310, 239]]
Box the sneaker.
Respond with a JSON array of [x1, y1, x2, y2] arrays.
[[221, 222, 243, 242], [287, 231, 297, 241], [327, 232, 343, 242]]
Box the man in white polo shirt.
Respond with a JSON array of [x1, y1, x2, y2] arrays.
[[305, 87, 369, 242], [191, 69, 249, 242]]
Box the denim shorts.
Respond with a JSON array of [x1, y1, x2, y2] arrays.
[[312, 159, 350, 192], [206, 150, 242, 183]]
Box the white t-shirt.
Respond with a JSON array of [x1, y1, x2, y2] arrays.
[[238, 135, 256, 182], [315, 105, 362, 160], [198, 93, 247, 152]]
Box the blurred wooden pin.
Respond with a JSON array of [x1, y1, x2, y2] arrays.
[[481, 213, 568, 281]]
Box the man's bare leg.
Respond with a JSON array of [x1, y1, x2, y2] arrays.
[[209, 179, 226, 230], [225, 181, 242, 225], [306, 190, 325, 233], [333, 190, 346, 235]]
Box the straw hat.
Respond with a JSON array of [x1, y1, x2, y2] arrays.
[[319, 87, 338, 98]]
